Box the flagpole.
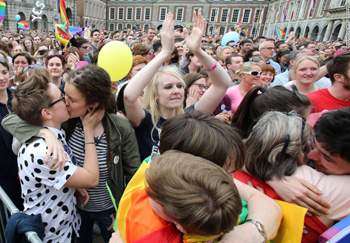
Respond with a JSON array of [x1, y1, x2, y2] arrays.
[[257, 6, 264, 37]]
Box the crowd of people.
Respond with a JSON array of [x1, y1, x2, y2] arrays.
[[0, 9, 349, 243]]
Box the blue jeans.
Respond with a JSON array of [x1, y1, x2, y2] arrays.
[[76, 208, 113, 243]]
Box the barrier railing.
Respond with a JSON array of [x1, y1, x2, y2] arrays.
[[0, 186, 42, 243]]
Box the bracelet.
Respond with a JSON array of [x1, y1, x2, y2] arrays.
[[203, 61, 217, 72], [85, 142, 95, 145], [245, 219, 267, 242]]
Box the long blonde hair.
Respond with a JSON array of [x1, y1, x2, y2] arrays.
[[142, 66, 185, 139]]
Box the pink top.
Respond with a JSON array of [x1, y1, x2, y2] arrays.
[[226, 85, 243, 114], [293, 166, 350, 221]]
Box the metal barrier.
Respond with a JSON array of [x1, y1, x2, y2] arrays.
[[0, 186, 42, 243]]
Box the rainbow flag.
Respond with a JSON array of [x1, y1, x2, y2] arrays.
[[0, 0, 5, 22], [56, 24, 84, 38], [275, 26, 286, 36], [242, 28, 249, 36], [18, 21, 29, 30], [57, 0, 68, 24]]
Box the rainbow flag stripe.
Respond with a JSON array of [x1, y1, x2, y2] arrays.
[[57, 0, 68, 24], [0, 0, 6, 22], [56, 24, 84, 39], [242, 28, 249, 36], [18, 21, 29, 30], [275, 26, 286, 36]]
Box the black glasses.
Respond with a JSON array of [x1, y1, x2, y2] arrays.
[[49, 93, 65, 107], [242, 71, 262, 76]]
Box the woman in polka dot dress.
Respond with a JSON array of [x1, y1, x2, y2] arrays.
[[11, 70, 103, 242]]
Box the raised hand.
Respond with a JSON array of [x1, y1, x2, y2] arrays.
[[159, 12, 175, 55], [183, 9, 206, 52]]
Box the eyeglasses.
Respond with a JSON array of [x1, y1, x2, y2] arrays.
[[230, 44, 238, 48], [242, 71, 262, 76], [49, 93, 65, 107], [193, 83, 208, 90]]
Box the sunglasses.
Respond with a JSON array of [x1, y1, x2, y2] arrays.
[[49, 93, 65, 107], [230, 44, 238, 48], [242, 71, 262, 76], [202, 40, 207, 43]]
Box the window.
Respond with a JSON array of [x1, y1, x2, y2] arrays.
[[254, 9, 261, 22], [319, 0, 327, 16], [242, 9, 251, 23], [135, 7, 142, 20], [145, 7, 151, 20], [127, 7, 133, 20], [109, 23, 115, 31], [208, 26, 214, 35], [109, 8, 115, 20], [118, 7, 124, 20], [219, 26, 226, 35], [159, 7, 167, 21], [210, 8, 218, 22], [117, 23, 123, 30], [85, 0, 88, 15], [221, 8, 229, 22], [126, 23, 132, 29], [135, 24, 141, 30], [252, 28, 257, 36], [176, 7, 184, 21], [231, 9, 240, 23], [340, 0, 346, 6], [92, 4, 95, 17], [302, 1, 308, 19], [144, 24, 149, 31], [89, 2, 92, 16]]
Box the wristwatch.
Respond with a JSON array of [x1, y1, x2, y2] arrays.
[[245, 219, 267, 242]]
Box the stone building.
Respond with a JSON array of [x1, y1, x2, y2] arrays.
[[105, 0, 270, 36], [264, 0, 347, 41], [76, 0, 107, 29], [3, 0, 77, 31]]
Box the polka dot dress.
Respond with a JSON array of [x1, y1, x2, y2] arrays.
[[17, 127, 81, 242]]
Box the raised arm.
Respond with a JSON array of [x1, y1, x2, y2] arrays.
[[184, 10, 231, 115], [123, 13, 175, 127]]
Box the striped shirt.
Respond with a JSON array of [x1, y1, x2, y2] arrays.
[[68, 125, 113, 212]]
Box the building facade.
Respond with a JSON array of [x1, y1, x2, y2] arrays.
[[105, 0, 348, 41], [105, 0, 270, 36], [76, 0, 107, 29], [264, 0, 347, 41], [4, 0, 77, 31]]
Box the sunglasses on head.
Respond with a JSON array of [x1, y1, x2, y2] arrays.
[[242, 71, 262, 76]]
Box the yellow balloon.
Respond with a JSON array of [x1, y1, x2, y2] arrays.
[[98, 41, 133, 82]]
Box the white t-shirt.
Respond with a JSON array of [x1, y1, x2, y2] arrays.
[[17, 127, 81, 243]]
